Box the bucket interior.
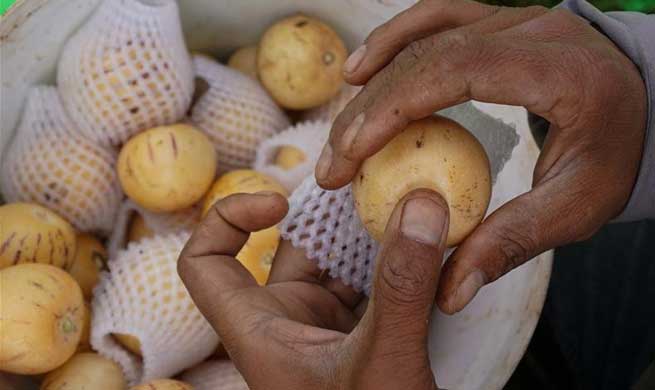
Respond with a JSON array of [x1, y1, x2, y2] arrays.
[[0, 1, 553, 389]]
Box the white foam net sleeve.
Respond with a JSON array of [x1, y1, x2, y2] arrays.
[[56, 0, 194, 146], [180, 360, 249, 390], [91, 231, 218, 385], [281, 103, 520, 295], [279, 176, 379, 294], [253, 120, 330, 192], [190, 55, 291, 172], [107, 200, 201, 258], [280, 179, 456, 295], [0, 86, 122, 235], [302, 84, 361, 124]]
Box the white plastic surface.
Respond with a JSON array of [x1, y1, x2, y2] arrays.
[[0, 1, 552, 389]]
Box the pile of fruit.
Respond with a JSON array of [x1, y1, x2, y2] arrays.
[[0, 0, 358, 388], [1, 0, 495, 388]]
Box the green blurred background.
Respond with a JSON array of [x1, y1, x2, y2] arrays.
[[1, 0, 654, 15], [482, 0, 654, 11]]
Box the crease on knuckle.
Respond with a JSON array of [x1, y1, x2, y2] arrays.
[[562, 47, 622, 128], [406, 39, 430, 60], [366, 23, 389, 46], [427, 32, 482, 99], [373, 341, 426, 363], [176, 252, 190, 277], [439, 31, 478, 53], [575, 225, 601, 242], [419, 0, 450, 13], [433, 31, 481, 75], [491, 224, 537, 277], [176, 248, 201, 280], [548, 8, 592, 38], [523, 5, 549, 17], [378, 253, 430, 304], [562, 184, 613, 241]]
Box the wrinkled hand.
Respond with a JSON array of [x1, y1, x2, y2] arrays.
[[315, 0, 647, 313], [178, 190, 449, 390]]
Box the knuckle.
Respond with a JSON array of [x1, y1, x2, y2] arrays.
[[176, 248, 195, 277], [393, 39, 429, 71], [547, 8, 588, 33], [406, 39, 429, 59], [419, 0, 450, 9], [432, 31, 482, 69], [523, 5, 549, 17], [439, 31, 478, 52], [425, 31, 482, 94], [574, 225, 601, 242], [560, 46, 627, 127], [490, 224, 538, 277], [366, 23, 389, 45], [176, 256, 189, 279], [549, 8, 577, 24], [378, 250, 432, 304]]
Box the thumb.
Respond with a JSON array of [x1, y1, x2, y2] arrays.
[[356, 189, 449, 358], [435, 165, 605, 314]]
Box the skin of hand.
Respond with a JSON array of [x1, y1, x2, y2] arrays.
[[314, 0, 648, 314], [178, 190, 450, 390]]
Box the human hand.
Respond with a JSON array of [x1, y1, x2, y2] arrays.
[[315, 0, 647, 314], [178, 190, 450, 390]]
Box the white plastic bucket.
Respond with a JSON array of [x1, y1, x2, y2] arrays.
[[0, 1, 552, 389]]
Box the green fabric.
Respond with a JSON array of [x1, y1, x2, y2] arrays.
[[1, 0, 16, 15], [482, 0, 654, 12]]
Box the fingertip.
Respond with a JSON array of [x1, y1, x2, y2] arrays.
[[255, 190, 290, 217], [394, 189, 450, 247], [215, 192, 289, 232], [440, 268, 486, 314], [342, 44, 368, 81], [434, 248, 466, 314], [343, 73, 367, 86], [315, 142, 333, 184], [315, 152, 360, 190], [436, 295, 456, 315]]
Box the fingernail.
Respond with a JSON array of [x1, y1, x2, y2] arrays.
[[401, 197, 447, 246], [315, 143, 333, 181], [343, 45, 367, 75], [340, 113, 365, 154], [449, 270, 485, 312]]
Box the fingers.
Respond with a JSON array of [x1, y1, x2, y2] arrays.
[[268, 240, 322, 283], [354, 189, 449, 357], [268, 240, 364, 309], [344, 0, 496, 85], [317, 31, 559, 189], [435, 165, 605, 314], [178, 192, 288, 300], [182, 192, 289, 259], [457, 5, 549, 36]]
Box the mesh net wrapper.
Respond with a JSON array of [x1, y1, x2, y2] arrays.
[[0, 86, 122, 235], [280, 103, 520, 294], [190, 54, 290, 172], [253, 120, 330, 192], [57, 0, 194, 146], [91, 232, 219, 385]]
